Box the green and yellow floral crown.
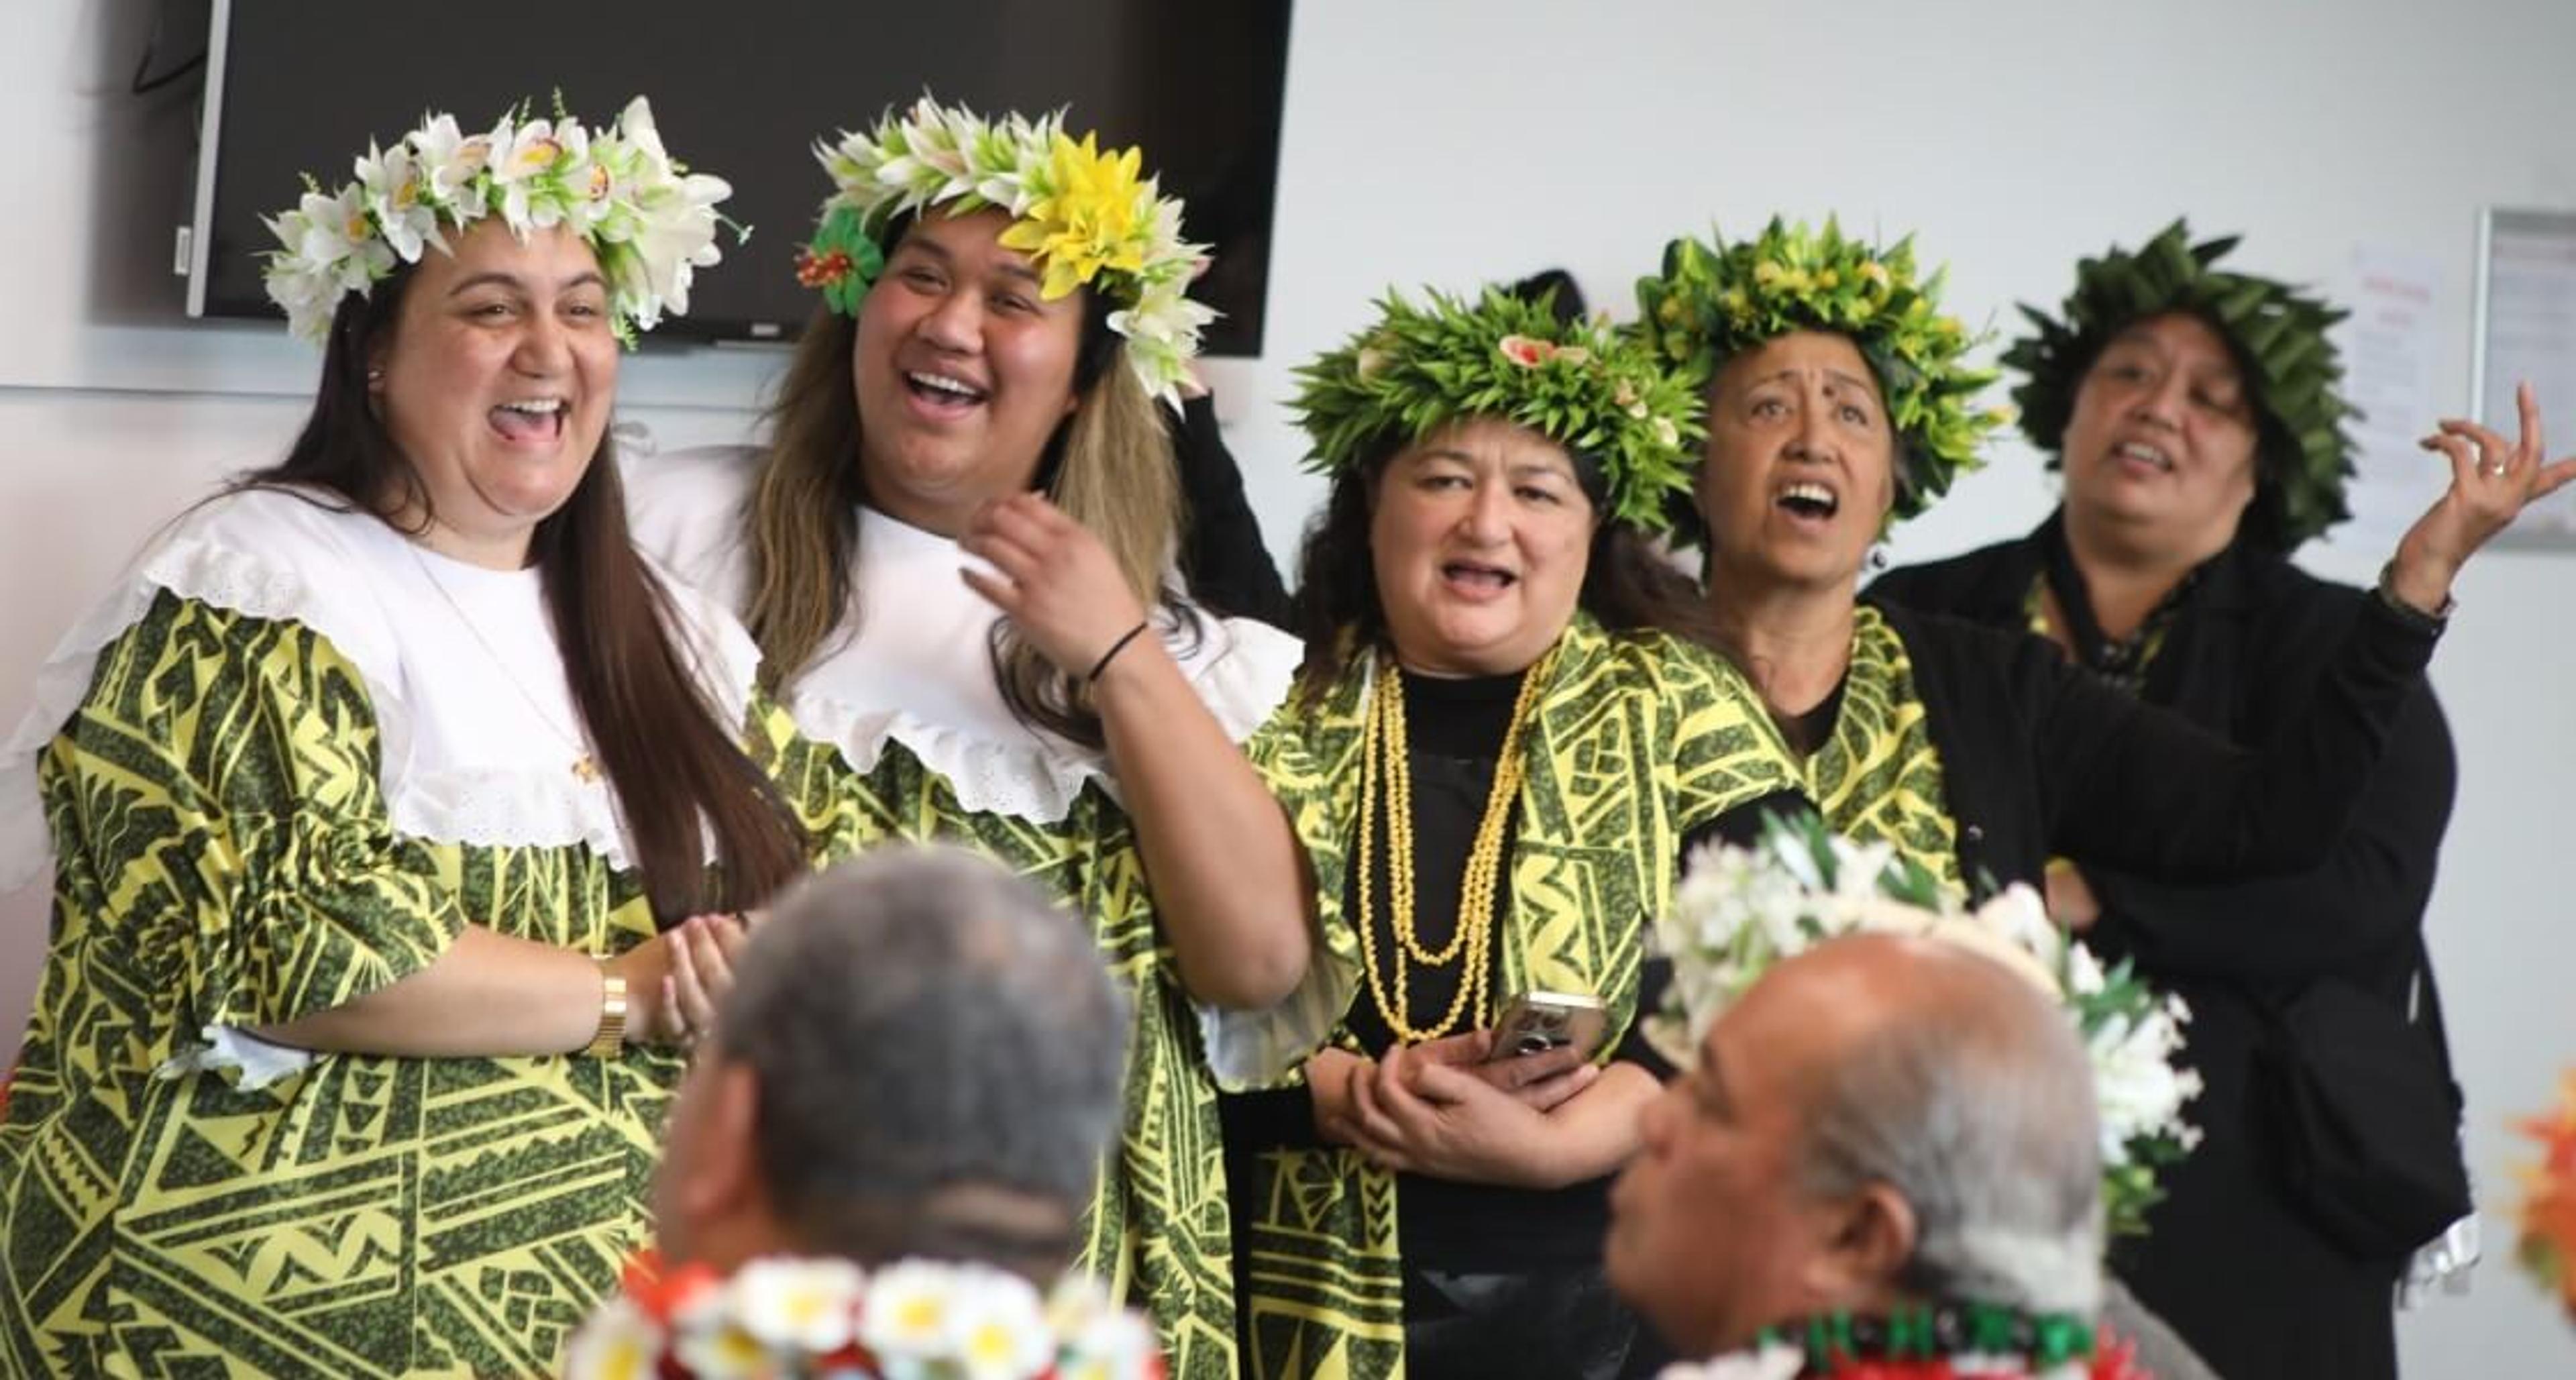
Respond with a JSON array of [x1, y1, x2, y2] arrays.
[[2008, 221, 2357, 551], [1291, 287, 1701, 531], [261, 96, 736, 347], [796, 96, 1214, 409], [1635, 217, 2004, 528]]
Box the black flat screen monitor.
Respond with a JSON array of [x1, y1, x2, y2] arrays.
[[186, 0, 1293, 354]]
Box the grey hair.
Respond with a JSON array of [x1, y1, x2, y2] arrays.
[[1799, 949, 2105, 1316], [711, 845, 1131, 1269]]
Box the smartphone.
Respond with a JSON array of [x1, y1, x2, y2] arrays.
[[1485, 990, 1607, 1063]]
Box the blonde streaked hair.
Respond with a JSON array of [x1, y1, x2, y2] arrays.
[[745, 262, 1183, 750]]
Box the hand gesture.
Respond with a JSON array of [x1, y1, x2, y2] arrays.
[[2390, 382, 2576, 611], [607, 913, 751, 1049], [1406, 1028, 1598, 1112], [1338, 1040, 1591, 1187], [958, 493, 1154, 682]]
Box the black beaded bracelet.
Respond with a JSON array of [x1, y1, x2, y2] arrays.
[[1084, 620, 1152, 686]]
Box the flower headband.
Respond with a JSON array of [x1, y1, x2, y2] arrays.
[[261, 96, 735, 348], [1654, 814, 2203, 1239], [563, 1252, 1160, 1380], [797, 96, 1215, 409], [1635, 217, 2004, 529], [1291, 286, 1701, 531], [2009, 220, 2357, 551]]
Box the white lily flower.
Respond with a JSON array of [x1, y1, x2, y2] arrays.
[[357, 142, 438, 262], [409, 112, 492, 203], [490, 117, 571, 229]]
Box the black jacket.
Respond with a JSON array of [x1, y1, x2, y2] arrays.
[[1845, 590, 2438, 902], [1169, 393, 1293, 629], [1870, 516, 2457, 1380], [1869, 519, 2454, 994]]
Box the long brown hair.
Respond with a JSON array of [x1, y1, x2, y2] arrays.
[[1289, 425, 1709, 704], [251, 263, 808, 925], [743, 213, 1187, 750]]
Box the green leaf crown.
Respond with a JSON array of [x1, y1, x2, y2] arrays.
[[1291, 286, 1701, 532], [1635, 217, 2004, 529], [2008, 219, 2357, 551]]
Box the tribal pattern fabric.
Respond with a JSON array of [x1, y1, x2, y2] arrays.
[[1806, 606, 1964, 893], [0, 593, 883, 1379], [1234, 617, 1802, 1380], [847, 740, 1240, 1380]]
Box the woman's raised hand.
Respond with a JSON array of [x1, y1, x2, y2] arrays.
[[959, 493, 1155, 683], [2389, 382, 2576, 613]]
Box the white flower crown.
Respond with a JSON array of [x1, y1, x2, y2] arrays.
[[802, 96, 1216, 408], [1654, 818, 2204, 1238], [261, 95, 735, 347], [563, 1254, 1161, 1380]]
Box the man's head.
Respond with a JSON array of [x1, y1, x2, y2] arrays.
[[653, 846, 1130, 1280], [1606, 933, 2102, 1357]]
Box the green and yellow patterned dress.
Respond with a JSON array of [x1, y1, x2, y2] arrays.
[[621, 445, 1305, 1380], [1801, 604, 1964, 891], [1216, 616, 1804, 1380], [0, 491, 880, 1378]]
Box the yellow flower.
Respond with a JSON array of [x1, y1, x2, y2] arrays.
[[1816, 268, 1839, 289], [998, 131, 1150, 300]]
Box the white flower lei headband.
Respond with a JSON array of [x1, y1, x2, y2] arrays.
[[561, 1253, 1161, 1379], [798, 96, 1216, 408], [261, 95, 737, 347], [1655, 816, 2204, 1239]]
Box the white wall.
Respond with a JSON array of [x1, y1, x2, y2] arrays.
[[6, 0, 2573, 1370]]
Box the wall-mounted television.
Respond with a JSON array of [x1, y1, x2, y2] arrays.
[[183, 0, 1293, 354]]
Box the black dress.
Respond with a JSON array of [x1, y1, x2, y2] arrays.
[[1872, 516, 2456, 1380]]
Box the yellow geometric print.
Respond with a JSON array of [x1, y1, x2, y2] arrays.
[[1234, 616, 1802, 1380], [1804, 604, 1963, 892], [847, 740, 1240, 1380], [0, 592, 881, 1379]]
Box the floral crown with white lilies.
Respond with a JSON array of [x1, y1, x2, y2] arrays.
[[1654, 816, 2203, 1238], [261, 95, 737, 348], [1290, 286, 1703, 532], [562, 1251, 1161, 1380], [798, 95, 1215, 409]]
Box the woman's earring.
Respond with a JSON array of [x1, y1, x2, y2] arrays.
[[1867, 543, 1891, 572]]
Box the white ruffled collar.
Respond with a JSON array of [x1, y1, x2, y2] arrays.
[[781, 505, 1300, 823], [1, 486, 763, 892]]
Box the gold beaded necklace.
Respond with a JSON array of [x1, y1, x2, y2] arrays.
[[1352, 645, 1556, 1043]]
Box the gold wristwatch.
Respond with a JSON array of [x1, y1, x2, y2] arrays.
[[586, 963, 629, 1058]]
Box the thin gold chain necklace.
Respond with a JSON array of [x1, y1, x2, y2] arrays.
[[405, 541, 602, 782], [1353, 645, 1556, 1043]]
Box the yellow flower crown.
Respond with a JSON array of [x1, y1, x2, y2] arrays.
[[798, 96, 1213, 407]]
